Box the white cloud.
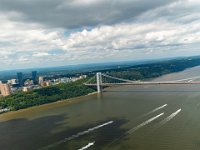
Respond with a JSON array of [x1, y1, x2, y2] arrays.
[[18, 57, 29, 63], [72, 0, 102, 5], [33, 52, 50, 57], [0, 0, 200, 70]]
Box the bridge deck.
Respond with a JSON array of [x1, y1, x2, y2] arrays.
[[85, 81, 200, 86]]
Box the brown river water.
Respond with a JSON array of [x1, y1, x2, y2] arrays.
[[1, 66, 200, 150]]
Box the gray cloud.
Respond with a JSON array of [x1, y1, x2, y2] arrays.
[[0, 0, 178, 29], [1, 0, 200, 70]]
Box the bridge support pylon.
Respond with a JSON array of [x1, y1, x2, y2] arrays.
[[96, 72, 102, 93]]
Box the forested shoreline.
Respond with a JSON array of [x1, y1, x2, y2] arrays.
[[0, 79, 95, 111], [100, 57, 200, 81], [1, 56, 200, 112]]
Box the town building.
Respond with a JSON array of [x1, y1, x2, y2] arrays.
[[17, 72, 24, 87], [0, 84, 11, 96], [39, 76, 44, 85], [79, 75, 87, 79], [24, 79, 34, 86], [41, 81, 51, 87], [32, 71, 37, 85], [7, 79, 17, 85], [22, 86, 32, 92]]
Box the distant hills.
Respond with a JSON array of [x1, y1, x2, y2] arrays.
[[1, 55, 200, 81]]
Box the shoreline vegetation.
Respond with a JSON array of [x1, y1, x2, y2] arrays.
[[1, 56, 200, 113], [0, 79, 96, 112]]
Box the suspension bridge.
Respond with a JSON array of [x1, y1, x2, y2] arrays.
[[84, 72, 200, 93]]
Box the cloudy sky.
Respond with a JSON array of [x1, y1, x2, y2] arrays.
[[0, 0, 200, 70]]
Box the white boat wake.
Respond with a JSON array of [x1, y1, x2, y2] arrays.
[[106, 113, 165, 147], [158, 109, 181, 127], [146, 104, 167, 115], [40, 121, 113, 150], [78, 142, 95, 150], [128, 113, 164, 134]]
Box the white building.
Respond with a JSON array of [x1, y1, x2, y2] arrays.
[[7, 79, 17, 85], [39, 76, 44, 85]]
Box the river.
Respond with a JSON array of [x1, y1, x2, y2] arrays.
[[1, 66, 200, 150]]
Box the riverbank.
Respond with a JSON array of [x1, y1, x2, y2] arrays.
[[0, 91, 98, 119]]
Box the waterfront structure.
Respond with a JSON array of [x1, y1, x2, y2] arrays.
[[96, 72, 102, 93], [17, 72, 24, 87], [85, 72, 200, 93], [0, 84, 11, 96], [32, 71, 37, 85]]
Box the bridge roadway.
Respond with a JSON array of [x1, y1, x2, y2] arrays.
[[85, 81, 200, 87]]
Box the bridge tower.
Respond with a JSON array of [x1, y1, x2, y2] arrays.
[[96, 72, 102, 93]]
